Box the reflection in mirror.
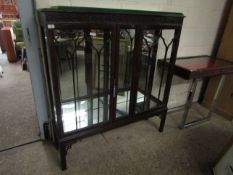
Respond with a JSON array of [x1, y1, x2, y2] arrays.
[[136, 29, 175, 114], [116, 29, 135, 118]]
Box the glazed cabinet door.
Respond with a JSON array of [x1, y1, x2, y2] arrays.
[[114, 27, 178, 118], [134, 28, 177, 114], [114, 27, 138, 118], [45, 26, 115, 134]]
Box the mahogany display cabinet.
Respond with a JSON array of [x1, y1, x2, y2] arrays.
[[38, 7, 184, 170]]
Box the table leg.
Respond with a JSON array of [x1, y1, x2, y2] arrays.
[[207, 75, 226, 118], [179, 78, 198, 129], [179, 75, 226, 129]]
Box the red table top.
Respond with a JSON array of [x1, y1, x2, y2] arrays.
[[176, 57, 232, 71], [174, 56, 233, 79]]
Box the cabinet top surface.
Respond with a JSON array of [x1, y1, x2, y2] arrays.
[[39, 6, 184, 18]]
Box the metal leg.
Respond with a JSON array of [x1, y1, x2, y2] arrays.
[[179, 79, 198, 129], [179, 75, 226, 129], [207, 75, 226, 118]]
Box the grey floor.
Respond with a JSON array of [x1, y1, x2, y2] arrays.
[[0, 53, 233, 175], [0, 103, 232, 175], [0, 54, 39, 150]]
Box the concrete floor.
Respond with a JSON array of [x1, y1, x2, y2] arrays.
[[0, 103, 232, 175], [0, 54, 39, 150]]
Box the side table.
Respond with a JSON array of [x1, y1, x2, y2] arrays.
[[164, 56, 233, 128]]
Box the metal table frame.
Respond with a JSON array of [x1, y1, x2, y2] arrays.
[[179, 75, 226, 129], [159, 56, 233, 129]]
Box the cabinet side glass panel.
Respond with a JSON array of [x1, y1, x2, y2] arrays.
[[42, 28, 58, 122], [135, 29, 175, 114]]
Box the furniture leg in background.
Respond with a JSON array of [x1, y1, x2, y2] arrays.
[[179, 75, 226, 129], [179, 78, 198, 129], [158, 57, 233, 129]]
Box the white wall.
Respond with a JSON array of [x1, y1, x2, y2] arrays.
[[35, 0, 227, 108], [17, 0, 49, 139]]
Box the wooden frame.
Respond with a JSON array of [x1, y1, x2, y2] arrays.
[[38, 6, 184, 170]]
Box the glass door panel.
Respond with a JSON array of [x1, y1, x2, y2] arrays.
[[53, 29, 112, 133], [116, 29, 135, 118], [135, 29, 175, 114]]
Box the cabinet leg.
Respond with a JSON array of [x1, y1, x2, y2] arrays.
[[159, 111, 167, 132], [60, 144, 67, 170]]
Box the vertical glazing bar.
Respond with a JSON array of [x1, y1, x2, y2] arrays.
[[144, 29, 160, 109], [84, 29, 93, 126], [71, 47, 77, 130], [163, 27, 182, 104], [75, 34, 84, 128], [109, 25, 119, 121], [158, 31, 168, 100], [124, 29, 134, 113], [129, 26, 143, 116], [75, 50, 81, 129], [126, 89, 129, 112], [142, 46, 151, 110], [124, 31, 131, 88], [47, 29, 64, 136], [97, 51, 100, 123], [41, 27, 58, 146], [159, 27, 182, 132], [103, 30, 110, 121]]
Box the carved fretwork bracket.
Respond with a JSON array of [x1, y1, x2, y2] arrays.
[[64, 143, 72, 155]]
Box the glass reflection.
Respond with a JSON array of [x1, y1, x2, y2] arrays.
[[116, 29, 134, 118], [136, 29, 175, 114], [54, 29, 111, 133]]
